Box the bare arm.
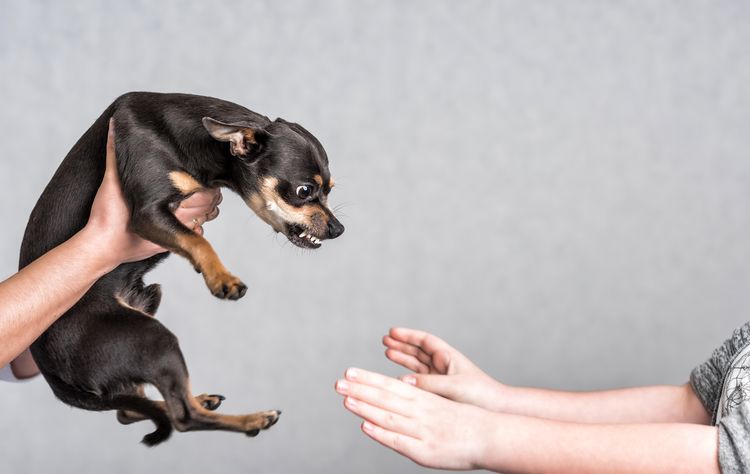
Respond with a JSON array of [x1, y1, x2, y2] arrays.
[[1, 227, 122, 372], [2, 119, 221, 377], [478, 413, 718, 474], [336, 367, 719, 474], [385, 327, 711, 424], [494, 382, 710, 425]]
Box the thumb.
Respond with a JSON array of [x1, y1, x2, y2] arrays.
[[401, 373, 459, 399], [104, 118, 119, 181], [433, 350, 455, 375]]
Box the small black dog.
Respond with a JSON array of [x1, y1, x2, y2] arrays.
[[19, 92, 344, 445]]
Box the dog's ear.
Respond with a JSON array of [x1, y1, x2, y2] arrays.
[[202, 117, 266, 159]]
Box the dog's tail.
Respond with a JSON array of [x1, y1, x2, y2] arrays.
[[111, 395, 173, 446]]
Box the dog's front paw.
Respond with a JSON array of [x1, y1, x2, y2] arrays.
[[205, 272, 247, 300]]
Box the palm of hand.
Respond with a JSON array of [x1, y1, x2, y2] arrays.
[[383, 328, 503, 411]]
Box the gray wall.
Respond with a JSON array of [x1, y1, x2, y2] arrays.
[[1, 1, 749, 472]]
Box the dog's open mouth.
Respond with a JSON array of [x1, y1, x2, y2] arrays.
[[286, 224, 322, 249]]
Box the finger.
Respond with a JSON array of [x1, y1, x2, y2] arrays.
[[173, 207, 210, 228], [433, 350, 453, 375], [344, 397, 420, 438], [335, 379, 412, 416], [204, 205, 220, 222], [383, 335, 433, 366], [401, 374, 460, 400], [389, 328, 456, 358], [361, 421, 420, 460], [179, 189, 217, 209], [385, 349, 431, 374], [345, 367, 418, 399]]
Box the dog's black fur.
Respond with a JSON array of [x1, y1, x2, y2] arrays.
[[19, 92, 344, 445]]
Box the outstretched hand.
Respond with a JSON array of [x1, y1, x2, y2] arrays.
[[85, 118, 222, 267], [335, 367, 491, 471], [383, 328, 505, 412]]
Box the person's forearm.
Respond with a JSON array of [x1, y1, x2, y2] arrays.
[[479, 412, 719, 474], [0, 227, 114, 368], [492, 382, 710, 424]]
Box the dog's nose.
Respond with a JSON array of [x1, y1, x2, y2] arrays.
[[327, 218, 345, 239]]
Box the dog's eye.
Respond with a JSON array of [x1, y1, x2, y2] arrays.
[[296, 185, 313, 200]]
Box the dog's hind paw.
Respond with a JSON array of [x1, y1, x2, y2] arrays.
[[243, 409, 282, 437], [196, 393, 225, 411]]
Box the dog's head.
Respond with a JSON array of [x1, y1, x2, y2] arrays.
[[203, 116, 344, 248]]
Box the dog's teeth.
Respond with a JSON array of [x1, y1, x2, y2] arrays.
[[312, 237, 321, 244], [299, 232, 307, 238]]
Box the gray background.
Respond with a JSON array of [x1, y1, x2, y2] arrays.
[[1, 1, 749, 472]]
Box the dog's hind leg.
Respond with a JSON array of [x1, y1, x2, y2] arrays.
[[147, 344, 280, 437], [42, 373, 173, 446], [109, 394, 173, 446], [117, 390, 225, 425]]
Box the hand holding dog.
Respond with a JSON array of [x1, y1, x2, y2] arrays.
[[84, 118, 222, 269], [1, 119, 221, 376]]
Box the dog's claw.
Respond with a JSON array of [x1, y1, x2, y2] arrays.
[[229, 283, 247, 300], [207, 274, 247, 300], [199, 393, 225, 411]]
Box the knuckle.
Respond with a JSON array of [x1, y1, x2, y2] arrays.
[[384, 412, 395, 427], [391, 433, 401, 451]]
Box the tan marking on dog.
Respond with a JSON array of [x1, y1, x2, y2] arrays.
[[228, 129, 258, 156], [313, 175, 323, 186], [328, 177, 335, 189], [156, 379, 280, 434], [169, 171, 204, 195], [242, 129, 257, 144], [115, 295, 153, 318], [116, 391, 224, 425], [175, 233, 244, 297], [245, 177, 329, 236]]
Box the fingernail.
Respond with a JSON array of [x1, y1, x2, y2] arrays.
[[362, 421, 374, 432], [402, 376, 416, 386], [345, 397, 357, 409], [336, 380, 349, 392], [346, 368, 359, 380]]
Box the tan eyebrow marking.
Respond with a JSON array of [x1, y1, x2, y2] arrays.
[[328, 177, 335, 189], [313, 175, 323, 186]]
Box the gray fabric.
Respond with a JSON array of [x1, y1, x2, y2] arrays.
[[691, 322, 750, 422], [719, 403, 750, 474], [691, 321, 750, 473]]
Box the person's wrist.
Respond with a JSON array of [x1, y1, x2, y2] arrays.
[[75, 225, 121, 275], [481, 377, 510, 412], [468, 407, 504, 470]]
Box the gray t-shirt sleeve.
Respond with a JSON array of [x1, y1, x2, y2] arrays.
[[690, 321, 750, 473], [690, 321, 750, 421], [718, 402, 750, 474]]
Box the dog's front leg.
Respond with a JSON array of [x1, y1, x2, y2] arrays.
[[129, 205, 247, 300]]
